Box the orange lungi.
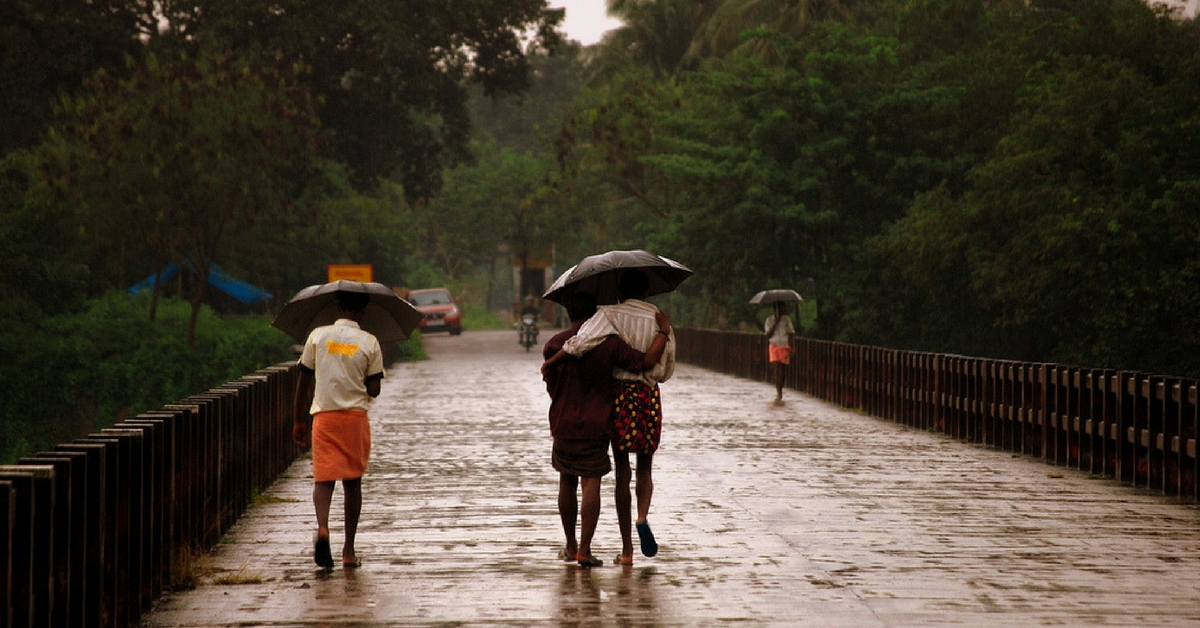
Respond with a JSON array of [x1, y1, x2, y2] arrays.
[[768, 344, 793, 364], [311, 409, 371, 482]]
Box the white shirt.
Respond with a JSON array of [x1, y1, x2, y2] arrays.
[[561, 299, 675, 386], [299, 319, 384, 414], [765, 313, 795, 347]]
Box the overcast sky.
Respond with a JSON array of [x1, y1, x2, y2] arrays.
[[548, 1, 1200, 43], [546, 0, 623, 45]]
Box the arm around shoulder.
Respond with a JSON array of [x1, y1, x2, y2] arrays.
[[541, 349, 569, 380], [642, 311, 672, 370]]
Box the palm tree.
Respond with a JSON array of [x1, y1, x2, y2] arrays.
[[682, 0, 853, 67], [597, 0, 724, 78]]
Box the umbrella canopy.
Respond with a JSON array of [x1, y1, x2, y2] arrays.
[[271, 280, 423, 344], [749, 289, 803, 305], [543, 249, 693, 305]]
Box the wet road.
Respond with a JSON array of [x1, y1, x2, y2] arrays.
[[143, 330, 1200, 627]]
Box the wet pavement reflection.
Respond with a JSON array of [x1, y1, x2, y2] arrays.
[[142, 330, 1200, 627]]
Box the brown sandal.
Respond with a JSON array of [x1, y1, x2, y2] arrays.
[[577, 554, 603, 568]]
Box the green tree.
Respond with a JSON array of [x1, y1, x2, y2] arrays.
[[470, 42, 590, 153], [682, 0, 858, 67], [876, 0, 1200, 375], [560, 17, 981, 328], [0, 0, 146, 156], [420, 143, 572, 302], [149, 0, 564, 200], [0, 159, 90, 319], [597, 0, 722, 79], [228, 161, 419, 297], [28, 50, 321, 344]]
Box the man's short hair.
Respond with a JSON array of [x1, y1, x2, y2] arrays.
[[564, 293, 597, 322], [336, 290, 370, 313], [618, 270, 649, 300]]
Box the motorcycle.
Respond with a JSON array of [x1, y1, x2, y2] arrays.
[[520, 313, 539, 351]]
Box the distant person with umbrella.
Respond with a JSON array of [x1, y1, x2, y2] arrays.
[[750, 289, 801, 403], [765, 301, 796, 402], [544, 269, 675, 565], [541, 293, 671, 567]]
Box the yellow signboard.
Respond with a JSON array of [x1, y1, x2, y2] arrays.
[[327, 264, 374, 283]]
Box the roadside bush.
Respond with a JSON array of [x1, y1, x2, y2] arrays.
[[388, 331, 428, 363], [461, 300, 509, 331], [0, 292, 294, 463]]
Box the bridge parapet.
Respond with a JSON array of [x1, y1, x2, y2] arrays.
[[0, 362, 301, 628], [4, 330, 1199, 626], [675, 328, 1198, 501]]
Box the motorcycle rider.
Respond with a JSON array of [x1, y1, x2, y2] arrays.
[[520, 295, 540, 346]]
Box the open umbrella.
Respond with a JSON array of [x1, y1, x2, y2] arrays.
[[271, 280, 423, 344], [749, 289, 803, 305], [543, 249, 693, 305]]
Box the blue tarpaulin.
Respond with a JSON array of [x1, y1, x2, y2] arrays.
[[130, 262, 272, 304]]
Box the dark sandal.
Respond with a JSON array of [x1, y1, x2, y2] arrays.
[[576, 554, 603, 568], [636, 520, 658, 557], [314, 533, 334, 570]]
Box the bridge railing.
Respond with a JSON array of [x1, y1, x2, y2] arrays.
[[7, 330, 1200, 626], [0, 362, 302, 628], [675, 328, 1198, 501]]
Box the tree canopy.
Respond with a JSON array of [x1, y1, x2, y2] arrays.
[[148, 0, 564, 200], [0, 0, 144, 155], [7, 0, 1200, 467], [25, 50, 321, 343], [0, 0, 568, 461], [549, 0, 1200, 377]]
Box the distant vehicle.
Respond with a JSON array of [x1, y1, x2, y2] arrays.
[[407, 288, 462, 335], [519, 311, 539, 351]]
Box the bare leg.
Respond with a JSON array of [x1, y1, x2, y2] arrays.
[[557, 473, 579, 558], [613, 449, 633, 563], [578, 477, 601, 559], [774, 363, 784, 400], [313, 481, 335, 568], [313, 481, 335, 535], [634, 453, 654, 523], [342, 478, 362, 564]]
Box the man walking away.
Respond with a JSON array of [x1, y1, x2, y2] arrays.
[[292, 290, 384, 570]]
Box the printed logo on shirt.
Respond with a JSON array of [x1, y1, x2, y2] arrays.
[[326, 341, 360, 356]]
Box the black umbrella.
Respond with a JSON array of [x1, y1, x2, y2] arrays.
[[543, 249, 693, 305], [271, 280, 423, 344], [749, 289, 803, 305]]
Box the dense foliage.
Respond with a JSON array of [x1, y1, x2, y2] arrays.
[[552, 0, 1200, 378], [25, 50, 322, 344], [5, 0, 1200, 462], [0, 0, 559, 461], [0, 293, 295, 463]]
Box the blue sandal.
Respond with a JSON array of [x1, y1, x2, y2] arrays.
[[636, 520, 658, 557]]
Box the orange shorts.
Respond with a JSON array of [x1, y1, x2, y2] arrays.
[[311, 410, 371, 482], [768, 344, 793, 364]]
